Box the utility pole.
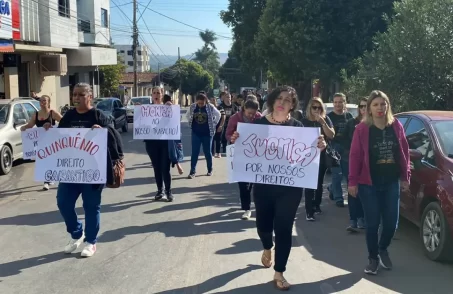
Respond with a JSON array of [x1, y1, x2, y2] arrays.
[[132, 0, 138, 97], [178, 47, 182, 106]]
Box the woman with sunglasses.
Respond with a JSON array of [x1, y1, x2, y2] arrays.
[[301, 97, 334, 220], [230, 86, 327, 291], [21, 95, 62, 191], [343, 97, 368, 232]]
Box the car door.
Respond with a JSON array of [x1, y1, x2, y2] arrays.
[[404, 117, 439, 223], [113, 100, 125, 126], [11, 104, 29, 157]]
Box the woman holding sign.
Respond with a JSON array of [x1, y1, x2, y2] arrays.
[[230, 86, 327, 291], [186, 93, 221, 178], [226, 99, 261, 220], [21, 95, 62, 191], [144, 87, 175, 202], [301, 97, 335, 221]]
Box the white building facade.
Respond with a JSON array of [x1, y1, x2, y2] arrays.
[[0, 0, 117, 108], [115, 45, 150, 73]]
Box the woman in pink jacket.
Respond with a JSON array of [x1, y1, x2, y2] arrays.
[[348, 90, 410, 275], [226, 99, 262, 220]]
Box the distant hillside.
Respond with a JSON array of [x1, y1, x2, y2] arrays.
[[150, 53, 228, 71]]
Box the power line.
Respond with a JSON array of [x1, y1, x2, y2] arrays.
[[136, 2, 232, 39], [137, 0, 154, 22]]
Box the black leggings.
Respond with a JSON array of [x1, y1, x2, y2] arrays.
[[238, 182, 252, 210], [253, 184, 303, 273], [212, 132, 222, 154], [145, 140, 171, 192], [304, 159, 327, 215]]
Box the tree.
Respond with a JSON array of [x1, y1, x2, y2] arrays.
[[99, 54, 126, 97], [163, 59, 214, 95], [347, 0, 453, 111], [219, 52, 256, 93], [220, 0, 267, 75], [193, 29, 221, 87]]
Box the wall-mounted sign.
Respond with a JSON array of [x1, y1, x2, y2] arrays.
[[0, 0, 20, 41]]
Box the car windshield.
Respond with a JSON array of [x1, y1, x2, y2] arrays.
[[96, 100, 112, 111], [433, 121, 453, 158], [0, 104, 9, 123], [129, 98, 150, 105]]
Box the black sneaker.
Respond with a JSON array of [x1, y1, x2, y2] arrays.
[[155, 190, 164, 201], [314, 206, 322, 215], [306, 214, 315, 221], [379, 251, 393, 270], [364, 258, 379, 275], [336, 201, 345, 208], [166, 191, 174, 202]]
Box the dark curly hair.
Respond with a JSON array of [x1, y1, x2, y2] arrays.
[[196, 93, 208, 101], [265, 86, 299, 113]]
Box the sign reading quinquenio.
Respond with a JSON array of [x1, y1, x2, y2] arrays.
[[34, 128, 108, 184], [232, 123, 321, 189], [226, 144, 236, 183], [21, 128, 45, 160], [133, 104, 181, 140]]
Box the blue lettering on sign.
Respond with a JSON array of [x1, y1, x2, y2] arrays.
[[0, 1, 10, 16]]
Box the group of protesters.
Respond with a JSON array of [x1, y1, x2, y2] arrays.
[[20, 83, 409, 291]]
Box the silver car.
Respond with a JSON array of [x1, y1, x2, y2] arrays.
[[0, 98, 40, 175], [126, 96, 152, 123]]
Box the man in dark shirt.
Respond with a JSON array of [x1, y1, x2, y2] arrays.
[[327, 93, 354, 207], [217, 92, 238, 153]]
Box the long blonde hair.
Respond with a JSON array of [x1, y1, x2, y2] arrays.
[[306, 97, 326, 121], [364, 90, 395, 126]]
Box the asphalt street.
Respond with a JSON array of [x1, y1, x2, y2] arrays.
[[0, 110, 452, 293]]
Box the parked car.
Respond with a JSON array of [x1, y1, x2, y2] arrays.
[[395, 111, 453, 261], [94, 98, 128, 132], [325, 103, 358, 117], [125, 96, 152, 123], [0, 98, 40, 175]]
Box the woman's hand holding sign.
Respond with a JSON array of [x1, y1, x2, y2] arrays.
[[91, 124, 102, 129]]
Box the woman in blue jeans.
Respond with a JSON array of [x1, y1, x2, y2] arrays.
[[349, 90, 410, 275], [186, 93, 221, 178]]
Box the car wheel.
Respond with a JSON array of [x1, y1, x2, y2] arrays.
[[122, 120, 128, 132], [0, 145, 13, 175], [420, 202, 453, 261]]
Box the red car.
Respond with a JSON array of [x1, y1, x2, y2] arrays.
[[395, 111, 453, 261]]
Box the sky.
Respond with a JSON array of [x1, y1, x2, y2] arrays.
[[110, 0, 233, 58]]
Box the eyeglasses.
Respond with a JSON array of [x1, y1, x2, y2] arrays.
[[359, 105, 367, 109], [312, 106, 322, 110]]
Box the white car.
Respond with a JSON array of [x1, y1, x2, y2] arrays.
[[126, 96, 152, 123]]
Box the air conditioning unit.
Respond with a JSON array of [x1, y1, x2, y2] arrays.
[[39, 54, 68, 76]]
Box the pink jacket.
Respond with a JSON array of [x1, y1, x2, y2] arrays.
[[348, 120, 410, 187], [225, 111, 262, 142]]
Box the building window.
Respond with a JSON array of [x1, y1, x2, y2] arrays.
[[128, 61, 133, 66], [58, 0, 70, 18], [101, 8, 108, 28], [137, 50, 142, 56], [120, 50, 125, 53], [127, 50, 132, 55]]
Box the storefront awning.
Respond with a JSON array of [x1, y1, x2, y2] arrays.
[[0, 40, 14, 53]]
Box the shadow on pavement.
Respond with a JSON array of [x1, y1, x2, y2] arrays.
[[153, 265, 359, 294], [0, 199, 153, 226]]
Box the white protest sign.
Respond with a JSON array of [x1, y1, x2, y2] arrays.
[[226, 144, 236, 183], [232, 123, 321, 189], [34, 128, 108, 184], [133, 104, 181, 140], [21, 128, 46, 160]]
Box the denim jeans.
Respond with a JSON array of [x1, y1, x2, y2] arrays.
[[57, 183, 103, 244], [190, 131, 213, 174], [330, 143, 347, 203], [359, 181, 400, 260]]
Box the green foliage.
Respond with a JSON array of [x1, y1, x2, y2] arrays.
[[165, 59, 213, 95], [99, 54, 126, 97], [220, 0, 267, 75], [348, 0, 453, 111], [219, 52, 256, 93], [193, 29, 221, 81]]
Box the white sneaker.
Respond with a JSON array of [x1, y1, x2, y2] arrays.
[[81, 243, 97, 257], [43, 183, 49, 191], [241, 210, 252, 220], [64, 233, 85, 254]]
